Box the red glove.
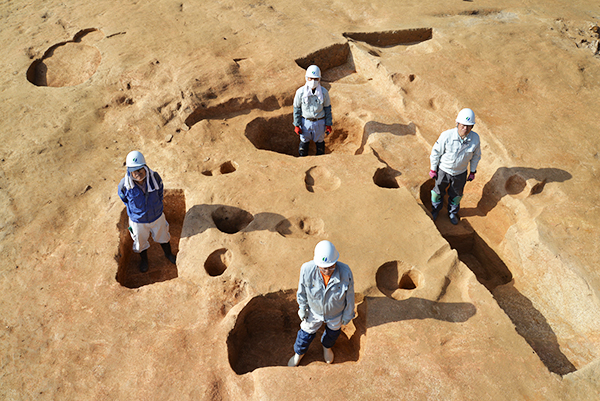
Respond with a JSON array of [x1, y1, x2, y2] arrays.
[[325, 125, 332, 134], [294, 126, 302, 135], [429, 170, 437, 179], [468, 172, 476, 181]]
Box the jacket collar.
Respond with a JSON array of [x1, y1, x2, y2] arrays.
[[313, 263, 341, 287]]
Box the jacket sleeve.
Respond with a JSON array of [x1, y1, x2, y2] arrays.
[[342, 269, 356, 322], [297, 265, 308, 311], [154, 172, 164, 203], [470, 141, 482, 172], [324, 105, 332, 126], [117, 179, 127, 204], [430, 132, 446, 171], [293, 106, 303, 127], [293, 88, 303, 127]]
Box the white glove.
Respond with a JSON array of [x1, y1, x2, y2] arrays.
[[298, 308, 308, 321]]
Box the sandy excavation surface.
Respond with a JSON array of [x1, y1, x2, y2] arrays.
[[2, 0, 600, 399]]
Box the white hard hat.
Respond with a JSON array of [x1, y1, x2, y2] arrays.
[[314, 240, 339, 267], [305, 65, 321, 79], [126, 150, 146, 172], [456, 108, 475, 126]]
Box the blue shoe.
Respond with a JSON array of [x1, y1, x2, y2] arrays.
[[449, 214, 459, 225]]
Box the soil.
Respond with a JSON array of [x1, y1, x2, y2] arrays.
[[2, 0, 600, 400]]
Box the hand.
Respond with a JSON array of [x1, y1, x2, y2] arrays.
[[429, 170, 437, 179], [325, 125, 332, 135], [467, 172, 475, 181], [294, 126, 302, 135], [298, 308, 308, 321], [342, 318, 351, 326]]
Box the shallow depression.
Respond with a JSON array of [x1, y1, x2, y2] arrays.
[[305, 166, 341, 193]]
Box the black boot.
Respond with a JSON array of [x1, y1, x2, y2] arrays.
[[316, 141, 325, 155], [299, 141, 309, 157], [161, 242, 177, 264], [139, 249, 149, 273]]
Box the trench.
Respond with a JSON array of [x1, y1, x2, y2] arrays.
[[419, 180, 576, 375], [116, 189, 185, 289]]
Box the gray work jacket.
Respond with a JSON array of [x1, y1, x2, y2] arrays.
[[297, 261, 355, 323]]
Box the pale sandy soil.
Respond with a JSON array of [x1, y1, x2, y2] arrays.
[[1, 0, 600, 400]]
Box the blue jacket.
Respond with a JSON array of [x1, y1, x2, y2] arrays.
[[297, 261, 355, 323], [118, 172, 164, 224]]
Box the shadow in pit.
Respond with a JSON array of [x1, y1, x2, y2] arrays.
[[295, 42, 350, 73], [356, 121, 416, 155], [343, 28, 433, 48], [115, 189, 185, 289], [462, 167, 572, 217], [426, 200, 576, 375], [244, 112, 352, 157], [182, 204, 286, 238], [227, 290, 366, 374], [184, 94, 281, 128], [244, 113, 298, 157]]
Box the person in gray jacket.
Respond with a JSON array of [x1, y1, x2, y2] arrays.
[[429, 108, 482, 225], [288, 240, 355, 367], [293, 65, 332, 157]]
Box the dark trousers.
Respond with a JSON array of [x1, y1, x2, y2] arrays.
[[293, 326, 341, 355], [431, 170, 467, 216]]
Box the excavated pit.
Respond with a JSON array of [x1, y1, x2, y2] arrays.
[[343, 28, 432, 47], [244, 114, 298, 156], [27, 28, 102, 87], [202, 160, 238, 176], [116, 189, 185, 289], [227, 290, 364, 374], [376, 261, 423, 301], [295, 42, 350, 71], [205, 248, 232, 277], [373, 167, 400, 189], [211, 206, 254, 234]]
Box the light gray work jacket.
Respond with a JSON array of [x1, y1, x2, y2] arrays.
[[297, 261, 355, 323], [430, 128, 482, 175]]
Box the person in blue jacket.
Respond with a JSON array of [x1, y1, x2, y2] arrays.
[[118, 151, 176, 272], [293, 65, 332, 157], [288, 240, 355, 367]]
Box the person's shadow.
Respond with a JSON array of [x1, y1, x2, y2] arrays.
[[366, 297, 477, 328], [461, 167, 571, 217]]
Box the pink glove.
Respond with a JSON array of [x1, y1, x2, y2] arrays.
[[429, 170, 437, 179], [325, 125, 332, 134], [468, 172, 476, 181], [294, 126, 302, 135]]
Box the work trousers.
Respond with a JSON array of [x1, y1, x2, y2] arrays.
[[431, 170, 467, 216]]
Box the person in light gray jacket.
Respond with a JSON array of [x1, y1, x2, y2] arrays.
[[288, 241, 355, 367], [429, 108, 482, 225], [293, 65, 332, 157]]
